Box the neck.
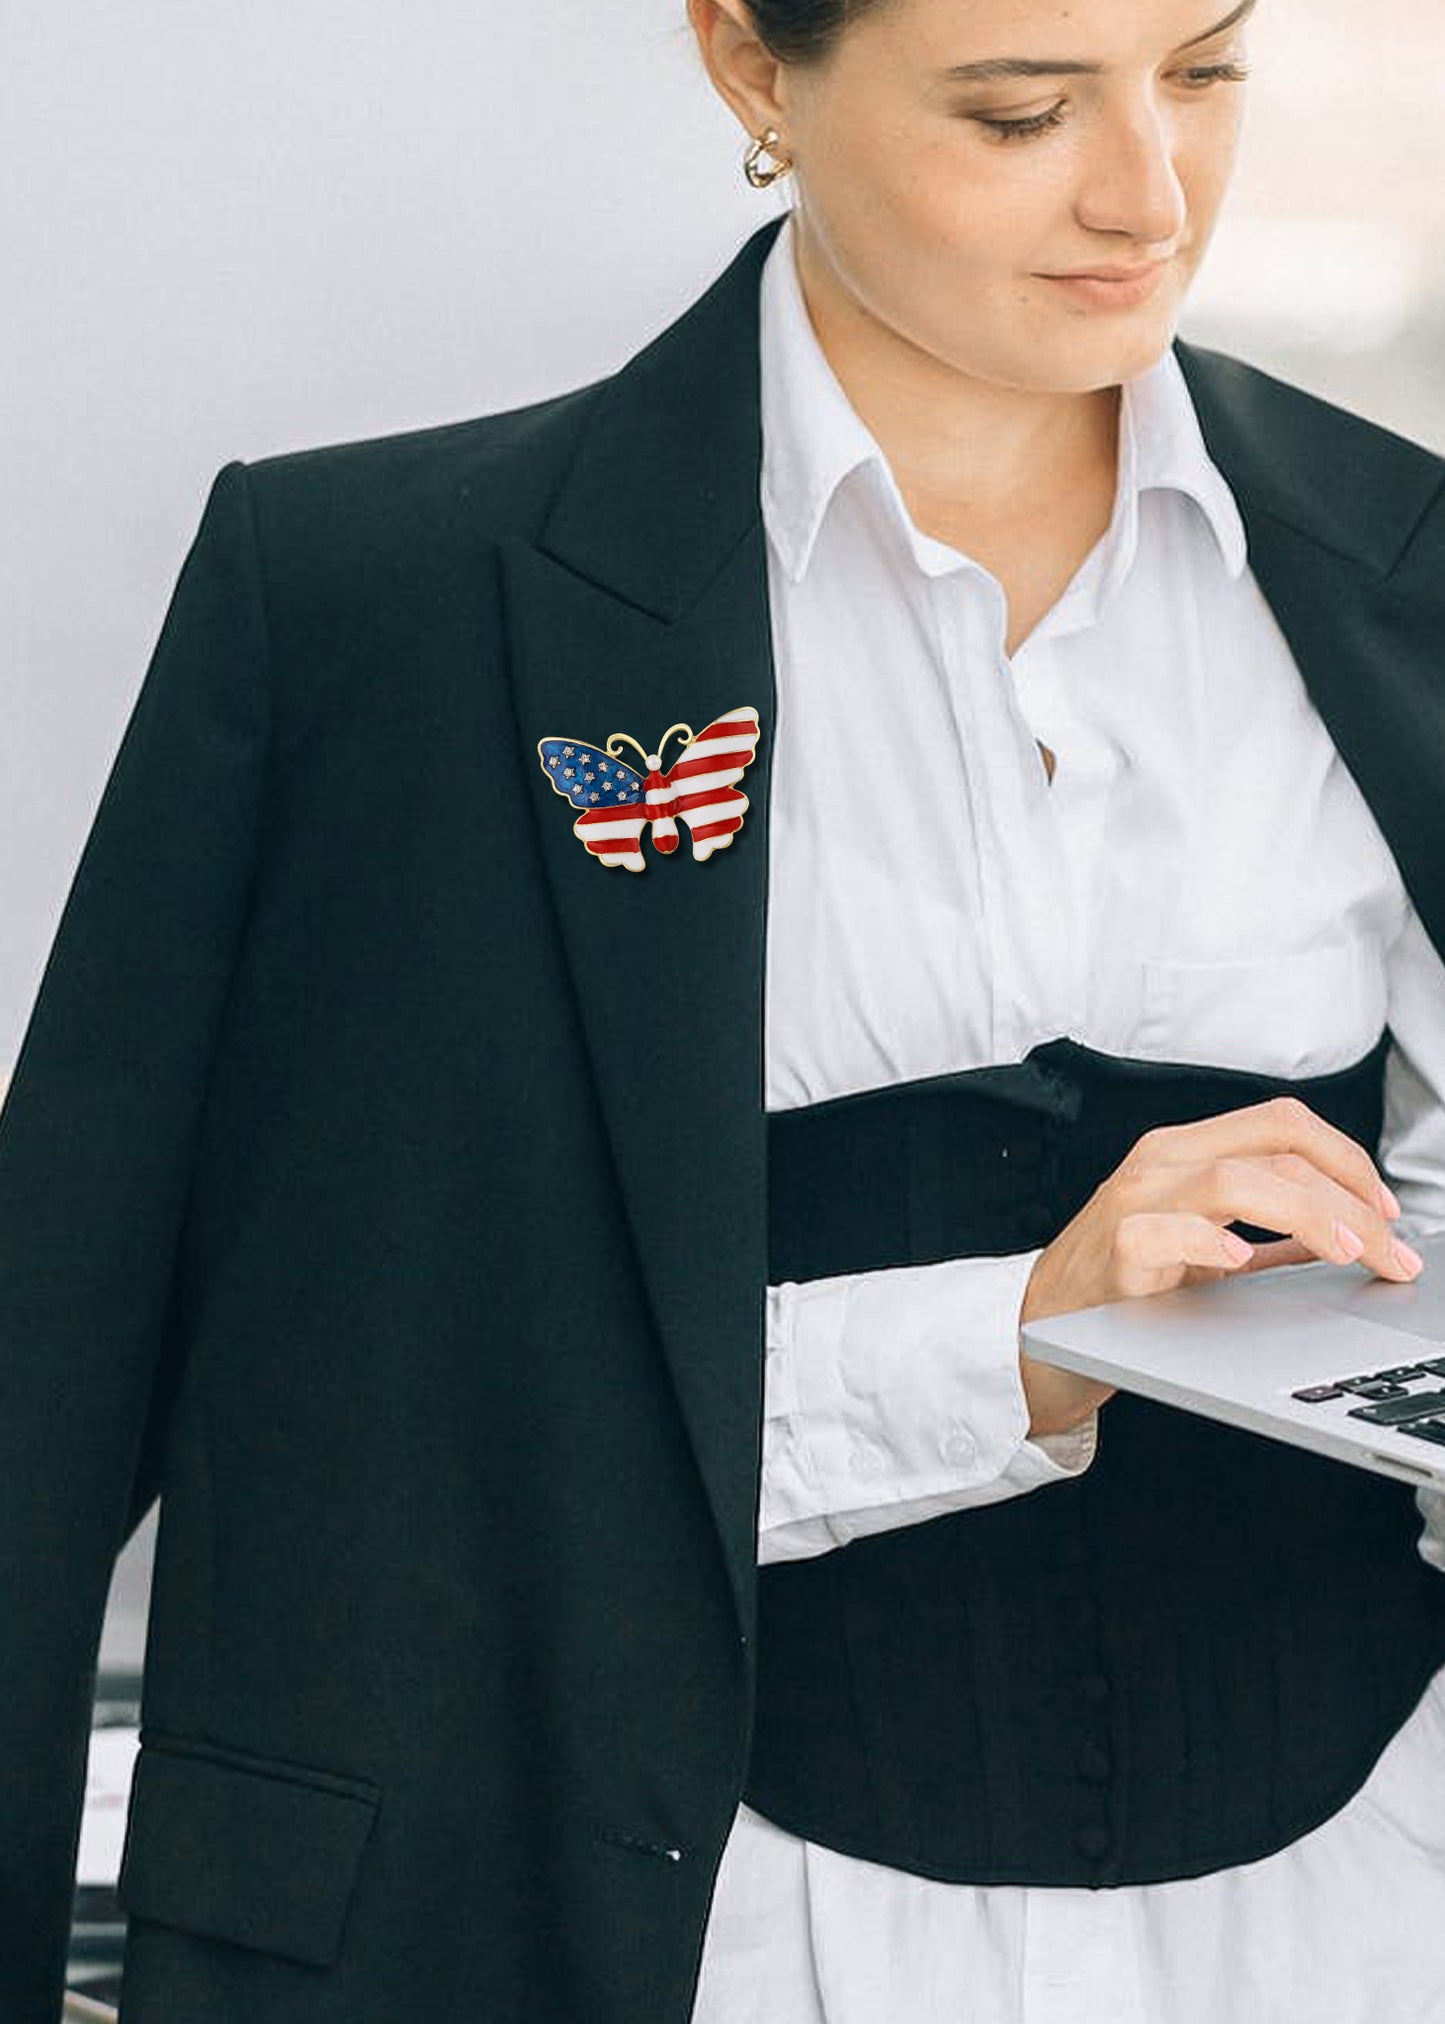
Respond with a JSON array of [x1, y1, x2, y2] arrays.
[[791, 223, 1120, 522]]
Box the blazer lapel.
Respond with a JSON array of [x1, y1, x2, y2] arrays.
[[502, 225, 783, 1631], [1179, 342, 1445, 959]]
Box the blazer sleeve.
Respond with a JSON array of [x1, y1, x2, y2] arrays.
[[0, 462, 271, 2018]]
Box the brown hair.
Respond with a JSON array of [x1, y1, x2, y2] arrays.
[[744, 0, 890, 63]]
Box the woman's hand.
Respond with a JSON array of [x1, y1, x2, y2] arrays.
[[1018, 1096, 1424, 1437]]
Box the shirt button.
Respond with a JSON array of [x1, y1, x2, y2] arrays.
[[940, 1423, 977, 1470], [1078, 1672, 1111, 1706], [848, 1440, 888, 1482], [1077, 1742, 1112, 1784], [1075, 1824, 1112, 1861]]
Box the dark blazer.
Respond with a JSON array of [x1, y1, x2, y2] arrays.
[[2, 218, 1444, 2024]]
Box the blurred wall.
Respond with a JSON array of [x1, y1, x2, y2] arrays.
[[4, 0, 1444, 1066], [1184, 0, 1445, 444]]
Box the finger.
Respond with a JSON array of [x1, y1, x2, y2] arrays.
[[1128, 1096, 1397, 1223], [1240, 1228, 1427, 1284], [1190, 1157, 1415, 1281], [1111, 1211, 1255, 1295], [1237, 1236, 1316, 1274]]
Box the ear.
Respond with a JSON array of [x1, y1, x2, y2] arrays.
[[686, 0, 790, 145]]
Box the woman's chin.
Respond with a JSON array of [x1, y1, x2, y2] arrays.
[[1024, 312, 1183, 394]]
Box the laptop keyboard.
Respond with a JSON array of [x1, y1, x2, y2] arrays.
[[1292, 1356, 1445, 1446]]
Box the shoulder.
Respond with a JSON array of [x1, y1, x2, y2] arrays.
[[1178, 341, 1445, 575], [1179, 341, 1442, 471], [233, 377, 610, 570], [222, 225, 779, 603]]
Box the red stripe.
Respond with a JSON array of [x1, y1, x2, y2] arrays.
[[694, 713, 758, 741], [673, 786, 745, 814], [668, 757, 751, 786]]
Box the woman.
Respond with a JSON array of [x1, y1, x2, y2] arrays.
[[2, 0, 1444, 2019], [680, 4, 1445, 2020]]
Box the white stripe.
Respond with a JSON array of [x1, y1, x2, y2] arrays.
[[679, 795, 749, 829], [577, 815, 647, 842], [682, 733, 757, 761]]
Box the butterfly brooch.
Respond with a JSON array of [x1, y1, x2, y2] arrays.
[[537, 706, 761, 873]]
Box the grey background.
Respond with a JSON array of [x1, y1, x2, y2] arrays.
[[1, 5, 1442, 1664]]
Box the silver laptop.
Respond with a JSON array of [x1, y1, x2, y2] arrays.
[[1021, 1230, 1445, 1488]]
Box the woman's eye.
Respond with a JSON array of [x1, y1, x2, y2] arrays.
[[967, 56, 1247, 141], [1176, 60, 1251, 88], [973, 101, 1070, 144]]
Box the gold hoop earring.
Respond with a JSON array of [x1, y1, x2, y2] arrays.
[[743, 128, 793, 190]]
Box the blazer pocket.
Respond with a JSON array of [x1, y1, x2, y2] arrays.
[[117, 1734, 381, 1968]]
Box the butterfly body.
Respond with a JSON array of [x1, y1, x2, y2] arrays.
[[538, 707, 761, 872]]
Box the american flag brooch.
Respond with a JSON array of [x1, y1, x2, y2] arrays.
[[537, 706, 761, 873]]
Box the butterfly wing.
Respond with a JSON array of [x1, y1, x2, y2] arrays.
[[537, 739, 649, 873], [667, 706, 762, 861]]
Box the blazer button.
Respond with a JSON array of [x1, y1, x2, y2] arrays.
[[1074, 1824, 1112, 1861], [1077, 1742, 1112, 1784]]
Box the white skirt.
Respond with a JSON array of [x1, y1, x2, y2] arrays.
[[693, 1664, 1445, 2024]]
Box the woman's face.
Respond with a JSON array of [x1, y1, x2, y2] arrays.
[[740, 0, 1253, 394]]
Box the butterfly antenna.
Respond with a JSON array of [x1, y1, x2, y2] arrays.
[[657, 723, 696, 769], [605, 733, 650, 767]]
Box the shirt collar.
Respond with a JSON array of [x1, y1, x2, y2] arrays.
[[759, 213, 1248, 592]]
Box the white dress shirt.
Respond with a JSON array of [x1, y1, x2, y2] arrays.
[[693, 218, 1445, 2024]]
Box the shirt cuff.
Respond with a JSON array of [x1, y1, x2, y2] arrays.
[[1416, 1487, 1445, 1575], [759, 1249, 1094, 1564]]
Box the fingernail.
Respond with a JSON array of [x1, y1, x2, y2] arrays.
[[1221, 1231, 1254, 1265], [1392, 1239, 1424, 1279], [1333, 1222, 1365, 1261], [1379, 1182, 1403, 1221]]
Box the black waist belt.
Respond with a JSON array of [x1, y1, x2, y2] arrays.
[[746, 1034, 1445, 1886]]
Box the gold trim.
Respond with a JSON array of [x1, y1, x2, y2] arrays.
[[744, 129, 793, 190]]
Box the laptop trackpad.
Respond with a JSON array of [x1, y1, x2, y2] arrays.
[[1249, 1253, 1445, 1342]]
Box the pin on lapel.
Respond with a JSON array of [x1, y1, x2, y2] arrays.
[[538, 706, 761, 872]]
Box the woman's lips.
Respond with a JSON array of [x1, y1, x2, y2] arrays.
[[1037, 261, 1171, 309]]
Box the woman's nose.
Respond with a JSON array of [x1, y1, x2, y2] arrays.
[[1075, 100, 1188, 249]]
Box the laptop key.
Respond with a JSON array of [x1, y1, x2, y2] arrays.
[[1418, 1358, 1445, 1379], [1367, 1365, 1429, 1384], [1401, 1418, 1445, 1448], [1336, 1378, 1410, 1399], [1292, 1384, 1346, 1404], [1348, 1389, 1445, 1427]]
